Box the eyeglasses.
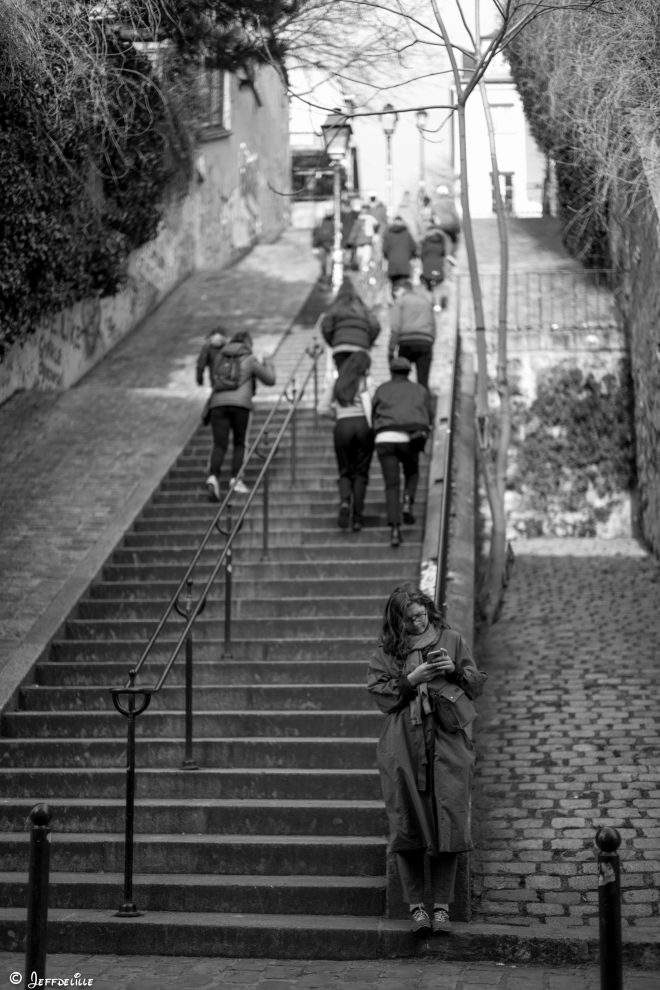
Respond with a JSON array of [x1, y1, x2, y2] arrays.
[[405, 607, 427, 625]]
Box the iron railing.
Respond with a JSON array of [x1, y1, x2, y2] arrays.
[[458, 268, 617, 334], [434, 310, 462, 619], [109, 339, 324, 916]]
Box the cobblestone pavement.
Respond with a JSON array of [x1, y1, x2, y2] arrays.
[[472, 537, 660, 940], [5, 951, 658, 990]]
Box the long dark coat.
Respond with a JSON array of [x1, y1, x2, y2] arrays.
[[366, 626, 487, 855]]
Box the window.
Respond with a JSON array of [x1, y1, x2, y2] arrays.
[[198, 63, 231, 135]]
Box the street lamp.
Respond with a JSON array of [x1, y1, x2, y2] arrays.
[[380, 102, 398, 220], [415, 109, 428, 202], [321, 110, 353, 293]]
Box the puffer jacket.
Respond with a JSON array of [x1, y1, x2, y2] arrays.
[[389, 287, 436, 356], [202, 340, 276, 411], [321, 299, 381, 351], [372, 376, 432, 436], [382, 222, 417, 278]]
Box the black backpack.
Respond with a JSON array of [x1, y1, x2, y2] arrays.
[[212, 351, 242, 391]]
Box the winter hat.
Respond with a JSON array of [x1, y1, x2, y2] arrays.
[[390, 356, 412, 375], [209, 326, 228, 347]]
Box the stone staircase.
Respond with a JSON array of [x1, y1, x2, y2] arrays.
[[0, 401, 433, 958]]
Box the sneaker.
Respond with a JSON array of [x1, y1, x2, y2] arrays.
[[402, 495, 415, 525], [432, 907, 453, 935], [230, 477, 250, 495], [390, 525, 402, 548], [410, 905, 432, 938], [352, 515, 363, 533], [337, 501, 351, 530], [205, 475, 220, 503]]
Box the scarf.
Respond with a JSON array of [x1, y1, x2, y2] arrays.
[[403, 623, 442, 727]]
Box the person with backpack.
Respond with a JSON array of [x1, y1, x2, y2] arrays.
[[420, 222, 448, 311], [196, 328, 276, 501], [311, 210, 335, 288]]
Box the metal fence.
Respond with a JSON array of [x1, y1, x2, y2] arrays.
[[458, 269, 618, 333]]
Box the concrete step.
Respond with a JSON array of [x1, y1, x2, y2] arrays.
[[0, 799, 387, 836], [0, 872, 385, 915], [73, 595, 387, 621], [101, 558, 418, 582], [0, 737, 377, 768], [108, 543, 421, 565], [35, 659, 371, 687], [48, 637, 380, 662], [0, 908, 628, 963], [0, 767, 381, 800], [119, 526, 423, 548], [87, 577, 398, 600], [19, 683, 375, 712], [62, 616, 382, 641], [130, 513, 401, 532], [2, 710, 381, 739], [0, 833, 386, 875]]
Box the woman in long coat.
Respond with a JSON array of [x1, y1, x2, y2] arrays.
[[366, 583, 487, 937]]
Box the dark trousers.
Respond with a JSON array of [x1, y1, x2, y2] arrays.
[[376, 440, 419, 526], [334, 417, 374, 519], [396, 850, 459, 905], [398, 341, 433, 390], [209, 405, 250, 478]]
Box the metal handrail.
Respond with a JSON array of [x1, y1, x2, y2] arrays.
[[109, 338, 324, 916], [118, 340, 322, 692], [434, 315, 462, 618]]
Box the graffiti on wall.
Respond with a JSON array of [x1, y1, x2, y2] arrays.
[[217, 143, 262, 252]]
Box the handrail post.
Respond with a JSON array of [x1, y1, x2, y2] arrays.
[[261, 460, 270, 562], [25, 803, 52, 982], [110, 671, 151, 917], [290, 378, 298, 487], [174, 579, 201, 771], [223, 501, 233, 659], [312, 339, 320, 430], [596, 826, 623, 990]]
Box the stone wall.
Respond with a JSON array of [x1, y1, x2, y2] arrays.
[[609, 137, 660, 556], [0, 66, 290, 407]]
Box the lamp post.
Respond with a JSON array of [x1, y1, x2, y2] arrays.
[[380, 103, 398, 220], [415, 109, 428, 203], [321, 110, 353, 294]]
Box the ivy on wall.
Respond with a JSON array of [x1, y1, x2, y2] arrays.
[[0, 33, 193, 358], [508, 362, 636, 535], [0, 1, 298, 360]]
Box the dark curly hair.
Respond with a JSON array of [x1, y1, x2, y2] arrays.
[[379, 582, 447, 659], [333, 350, 371, 406]]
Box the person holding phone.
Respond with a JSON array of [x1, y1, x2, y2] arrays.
[[366, 583, 487, 937]]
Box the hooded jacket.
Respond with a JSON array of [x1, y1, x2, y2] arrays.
[[382, 221, 417, 278], [198, 339, 276, 411], [389, 287, 436, 355]]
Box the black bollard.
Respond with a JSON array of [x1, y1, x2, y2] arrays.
[[25, 803, 52, 982], [595, 825, 623, 990]]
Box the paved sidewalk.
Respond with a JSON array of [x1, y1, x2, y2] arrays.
[[2, 950, 651, 990]]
